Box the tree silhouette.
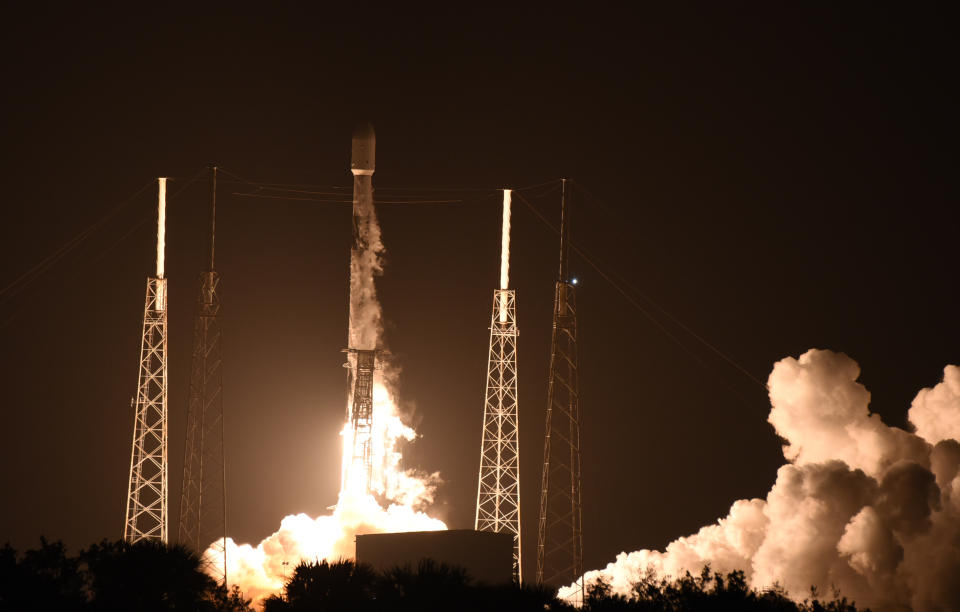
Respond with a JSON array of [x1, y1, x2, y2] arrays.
[[2, 540, 868, 612], [376, 559, 473, 611], [263, 558, 378, 612], [264, 558, 573, 612], [0, 538, 86, 611], [83, 540, 218, 611], [585, 566, 866, 612], [0, 539, 252, 612]]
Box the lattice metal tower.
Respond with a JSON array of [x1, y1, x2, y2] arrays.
[[179, 167, 227, 584], [124, 178, 170, 544], [475, 287, 522, 582], [537, 179, 583, 599], [475, 189, 522, 582]]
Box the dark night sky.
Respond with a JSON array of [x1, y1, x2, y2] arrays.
[[1, 4, 956, 583]]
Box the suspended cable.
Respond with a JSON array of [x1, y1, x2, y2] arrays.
[[229, 192, 464, 205], [0, 168, 207, 328], [0, 180, 156, 306], [217, 166, 560, 198], [562, 184, 764, 386], [513, 190, 766, 392]]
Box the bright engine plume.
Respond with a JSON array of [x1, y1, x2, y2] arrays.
[[206, 124, 446, 607], [564, 349, 960, 612]]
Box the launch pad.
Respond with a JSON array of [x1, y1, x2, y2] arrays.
[[117, 122, 585, 596]]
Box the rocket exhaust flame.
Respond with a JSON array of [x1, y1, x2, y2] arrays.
[[564, 350, 960, 612], [207, 124, 447, 607], [498, 189, 512, 323]]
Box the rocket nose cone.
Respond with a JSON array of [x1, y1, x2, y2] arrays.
[[353, 121, 375, 142], [351, 121, 376, 173]]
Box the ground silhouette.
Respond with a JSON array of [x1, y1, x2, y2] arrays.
[[1, 539, 867, 611], [263, 559, 867, 612], [1, 538, 250, 611]]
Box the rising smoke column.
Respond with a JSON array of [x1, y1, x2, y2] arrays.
[[564, 349, 960, 612], [208, 125, 446, 607]]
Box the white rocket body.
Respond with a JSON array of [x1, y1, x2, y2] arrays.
[[347, 122, 378, 350]]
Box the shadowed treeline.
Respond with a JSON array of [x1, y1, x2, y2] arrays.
[[0, 538, 250, 611], [263, 559, 867, 612], [0, 539, 866, 611]]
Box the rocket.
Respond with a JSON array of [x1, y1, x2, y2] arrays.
[[350, 122, 375, 253], [351, 121, 375, 176], [347, 122, 377, 352], [344, 122, 380, 493]]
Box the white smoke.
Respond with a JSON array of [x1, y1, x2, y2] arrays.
[[908, 365, 960, 445], [565, 349, 960, 612], [209, 160, 448, 607], [213, 491, 445, 606]]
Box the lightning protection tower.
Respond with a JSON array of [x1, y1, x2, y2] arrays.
[[475, 189, 522, 582], [124, 178, 170, 544], [179, 167, 227, 584], [537, 179, 583, 599]]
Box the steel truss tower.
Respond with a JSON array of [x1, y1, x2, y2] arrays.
[[537, 180, 584, 599], [179, 167, 227, 584], [124, 178, 170, 544], [475, 288, 522, 582]]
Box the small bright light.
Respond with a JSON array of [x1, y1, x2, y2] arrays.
[[571, 278, 579, 285]]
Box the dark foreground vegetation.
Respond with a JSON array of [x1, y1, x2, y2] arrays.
[[1, 539, 866, 611], [1, 539, 249, 611]]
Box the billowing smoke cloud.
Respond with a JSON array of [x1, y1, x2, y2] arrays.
[[208, 162, 448, 607], [213, 490, 445, 605], [909, 365, 960, 445], [565, 349, 960, 612]]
